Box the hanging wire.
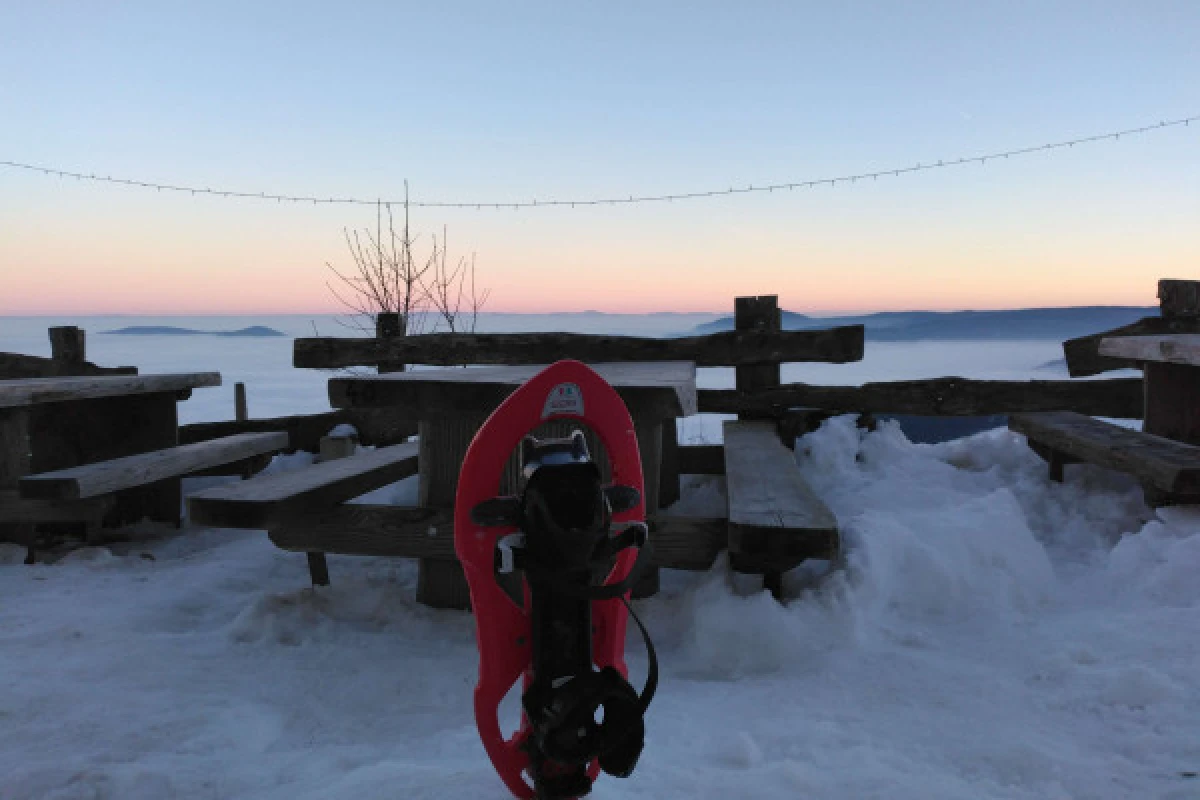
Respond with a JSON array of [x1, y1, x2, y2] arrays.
[[1, 115, 1195, 210]]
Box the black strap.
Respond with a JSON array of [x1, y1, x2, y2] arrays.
[[522, 525, 650, 601], [621, 594, 658, 714]]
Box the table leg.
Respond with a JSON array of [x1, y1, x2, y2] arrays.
[[416, 416, 487, 609], [0, 409, 34, 562], [658, 420, 680, 509], [632, 419, 662, 598], [1143, 362, 1200, 446]]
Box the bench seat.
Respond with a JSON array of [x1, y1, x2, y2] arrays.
[[19, 432, 289, 501], [1010, 411, 1200, 495], [186, 441, 419, 529], [722, 420, 839, 594]]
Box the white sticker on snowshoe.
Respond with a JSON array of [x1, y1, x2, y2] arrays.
[[541, 382, 584, 419]]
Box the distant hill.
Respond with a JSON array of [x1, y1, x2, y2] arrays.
[[102, 325, 285, 337], [692, 306, 1156, 341]]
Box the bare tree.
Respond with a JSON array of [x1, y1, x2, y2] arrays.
[[421, 225, 491, 334], [326, 182, 490, 337]]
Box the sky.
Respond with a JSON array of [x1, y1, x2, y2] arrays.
[[1, 1, 1197, 315]]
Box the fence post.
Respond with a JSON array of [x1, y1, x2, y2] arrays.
[[376, 312, 406, 374], [234, 382, 248, 422], [732, 295, 785, 596], [48, 327, 85, 366], [1144, 279, 1200, 445], [734, 296, 781, 418]]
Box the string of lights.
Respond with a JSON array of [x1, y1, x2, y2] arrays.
[[2, 115, 1195, 210]]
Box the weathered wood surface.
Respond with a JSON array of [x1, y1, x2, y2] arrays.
[[1062, 316, 1200, 377], [0, 373, 220, 408], [1160, 279, 1200, 318], [700, 377, 1143, 418], [0, 491, 114, 524], [28, 392, 182, 527], [180, 409, 417, 453], [270, 506, 457, 559], [1010, 411, 1200, 494], [267, 506, 727, 571], [659, 422, 680, 507], [679, 444, 725, 475], [1099, 334, 1200, 367], [20, 432, 288, 500], [187, 441, 419, 528], [48, 326, 86, 364], [0, 352, 137, 380], [375, 312, 407, 374], [735, 295, 782, 423], [0, 409, 32, 550], [722, 420, 839, 571], [329, 361, 698, 419], [234, 382, 248, 421], [295, 326, 864, 370], [1142, 362, 1200, 446]]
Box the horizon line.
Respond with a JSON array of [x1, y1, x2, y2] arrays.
[[0, 302, 1160, 318]]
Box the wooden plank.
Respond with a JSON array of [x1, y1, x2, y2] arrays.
[[294, 326, 865, 369], [1009, 411, 1200, 494], [1099, 334, 1200, 367], [267, 505, 726, 571], [723, 420, 839, 571], [179, 408, 417, 452], [21, 432, 288, 500], [1063, 316, 1200, 377], [679, 444, 725, 475], [699, 377, 1143, 418], [0, 352, 137, 380], [0, 373, 220, 408], [187, 441, 418, 528], [1160, 279, 1200, 318], [270, 506, 456, 558], [0, 491, 114, 523], [329, 361, 698, 419]]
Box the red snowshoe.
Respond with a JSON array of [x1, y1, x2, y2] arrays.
[[454, 360, 657, 799]]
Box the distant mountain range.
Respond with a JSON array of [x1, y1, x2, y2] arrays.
[[693, 306, 1156, 341], [102, 325, 285, 337]]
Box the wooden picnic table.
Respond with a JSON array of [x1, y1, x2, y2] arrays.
[[1100, 334, 1200, 445], [327, 361, 698, 607], [0, 373, 222, 539]]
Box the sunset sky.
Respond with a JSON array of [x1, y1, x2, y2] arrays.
[[1, 2, 1197, 314]]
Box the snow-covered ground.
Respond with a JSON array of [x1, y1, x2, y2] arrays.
[[3, 416, 1198, 799]]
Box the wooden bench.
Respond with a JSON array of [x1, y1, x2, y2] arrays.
[[722, 420, 840, 596], [1010, 411, 1200, 501], [19, 432, 289, 501], [4, 431, 287, 559], [186, 441, 421, 584]]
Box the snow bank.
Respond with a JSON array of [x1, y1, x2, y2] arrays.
[[2, 418, 1199, 799]]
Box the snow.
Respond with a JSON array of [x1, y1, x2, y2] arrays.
[[3, 415, 1199, 799]]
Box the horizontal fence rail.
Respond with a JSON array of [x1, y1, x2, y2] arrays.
[[293, 326, 866, 369], [0, 352, 137, 380], [699, 377, 1144, 418]]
